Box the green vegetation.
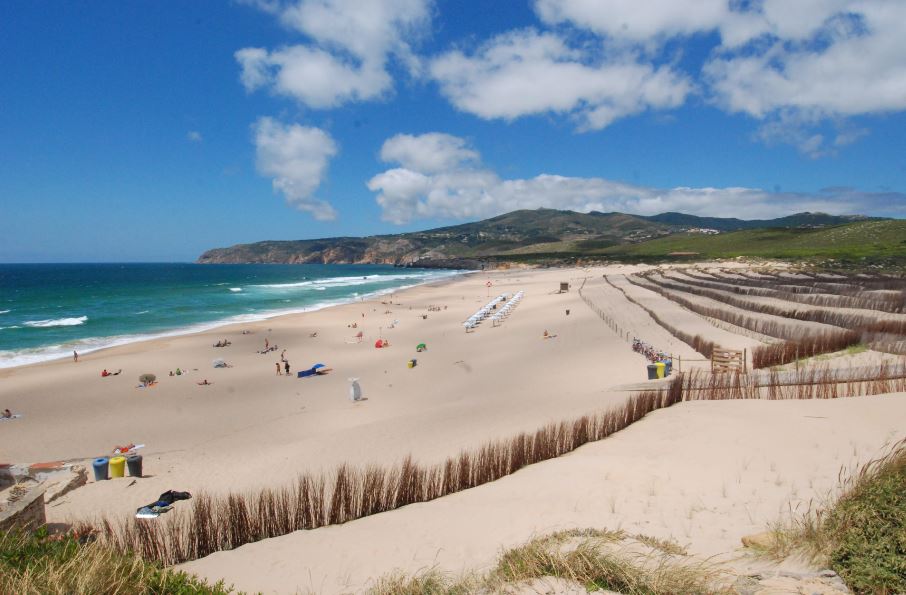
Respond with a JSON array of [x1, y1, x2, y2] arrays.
[[597, 220, 906, 266], [0, 528, 235, 595], [760, 438, 906, 594], [368, 529, 727, 595]]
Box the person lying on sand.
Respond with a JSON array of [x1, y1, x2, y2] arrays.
[[309, 331, 318, 337], [197, 379, 212, 385], [2, 409, 12, 419], [542, 330, 558, 339]]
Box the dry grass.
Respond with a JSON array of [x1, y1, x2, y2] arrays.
[[366, 529, 729, 595]]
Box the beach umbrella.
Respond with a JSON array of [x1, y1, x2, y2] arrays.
[[138, 373, 156, 384], [416, 343, 426, 352]]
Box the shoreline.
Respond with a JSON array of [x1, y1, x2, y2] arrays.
[[0, 269, 473, 371]]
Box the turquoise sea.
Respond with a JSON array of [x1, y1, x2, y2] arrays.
[[0, 263, 461, 368]]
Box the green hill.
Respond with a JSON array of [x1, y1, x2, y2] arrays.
[[597, 220, 906, 265], [197, 209, 897, 267]]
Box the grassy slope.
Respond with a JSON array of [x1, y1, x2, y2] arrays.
[[763, 438, 906, 594], [0, 529, 235, 594], [595, 220, 906, 262]]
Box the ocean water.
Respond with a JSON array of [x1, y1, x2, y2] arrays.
[[0, 263, 462, 368]]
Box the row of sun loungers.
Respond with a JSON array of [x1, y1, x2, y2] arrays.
[[463, 293, 509, 330], [490, 291, 524, 326]]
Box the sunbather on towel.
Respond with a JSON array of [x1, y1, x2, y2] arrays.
[[2, 409, 12, 419]]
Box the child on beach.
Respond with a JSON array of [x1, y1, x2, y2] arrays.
[[284, 361, 290, 375], [275, 362, 281, 375]]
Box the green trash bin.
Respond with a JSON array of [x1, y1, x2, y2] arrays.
[[655, 362, 666, 379]]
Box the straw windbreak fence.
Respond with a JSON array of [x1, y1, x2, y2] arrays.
[[677, 360, 906, 401], [603, 276, 716, 358], [640, 272, 906, 342], [90, 386, 683, 566], [88, 358, 906, 566], [672, 270, 906, 314], [623, 275, 862, 367]]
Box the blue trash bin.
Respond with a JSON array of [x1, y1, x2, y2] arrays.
[[663, 360, 672, 376], [92, 457, 109, 481]]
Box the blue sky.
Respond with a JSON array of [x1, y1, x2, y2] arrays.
[[1, 0, 905, 262]]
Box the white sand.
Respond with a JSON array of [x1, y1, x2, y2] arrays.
[[181, 395, 906, 594]]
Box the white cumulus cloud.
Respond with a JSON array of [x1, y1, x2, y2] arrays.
[[526, 0, 906, 154], [429, 29, 691, 131], [237, 0, 431, 108], [379, 132, 479, 174], [368, 132, 902, 224], [254, 117, 338, 219]]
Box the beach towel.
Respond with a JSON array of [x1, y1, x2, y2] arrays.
[[0, 414, 22, 422]]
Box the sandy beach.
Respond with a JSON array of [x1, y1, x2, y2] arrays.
[[2, 263, 904, 594]]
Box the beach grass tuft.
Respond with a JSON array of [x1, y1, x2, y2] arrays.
[[758, 437, 906, 594], [365, 529, 728, 595], [0, 528, 235, 595]]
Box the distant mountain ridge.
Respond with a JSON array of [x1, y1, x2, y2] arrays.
[[197, 209, 882, 266]]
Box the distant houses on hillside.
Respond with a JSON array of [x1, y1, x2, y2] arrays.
[[686, 228, 721, 234]]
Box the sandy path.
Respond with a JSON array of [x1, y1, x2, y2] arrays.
[[181, 394, 906, 594], [1, 266, 661, 522]]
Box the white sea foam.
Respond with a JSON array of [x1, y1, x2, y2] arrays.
[[0, 270, 467, 369], [23, 316, 88, 328], [0, 309, 10, 314], [229, 288, 242, 292]]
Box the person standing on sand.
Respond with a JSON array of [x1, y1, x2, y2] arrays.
[[73, 350, 78, 363], [275, 362, 281, 375], [281, 349, 286, 362], [284, 360, 290, 375], [265, 338, 269, 351]]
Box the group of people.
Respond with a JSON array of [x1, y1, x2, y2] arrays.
[[258, 337, 279, 355], [213, 339, 231, 347], [100, 368, 122, 377], [276, 348, 291, 375]]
